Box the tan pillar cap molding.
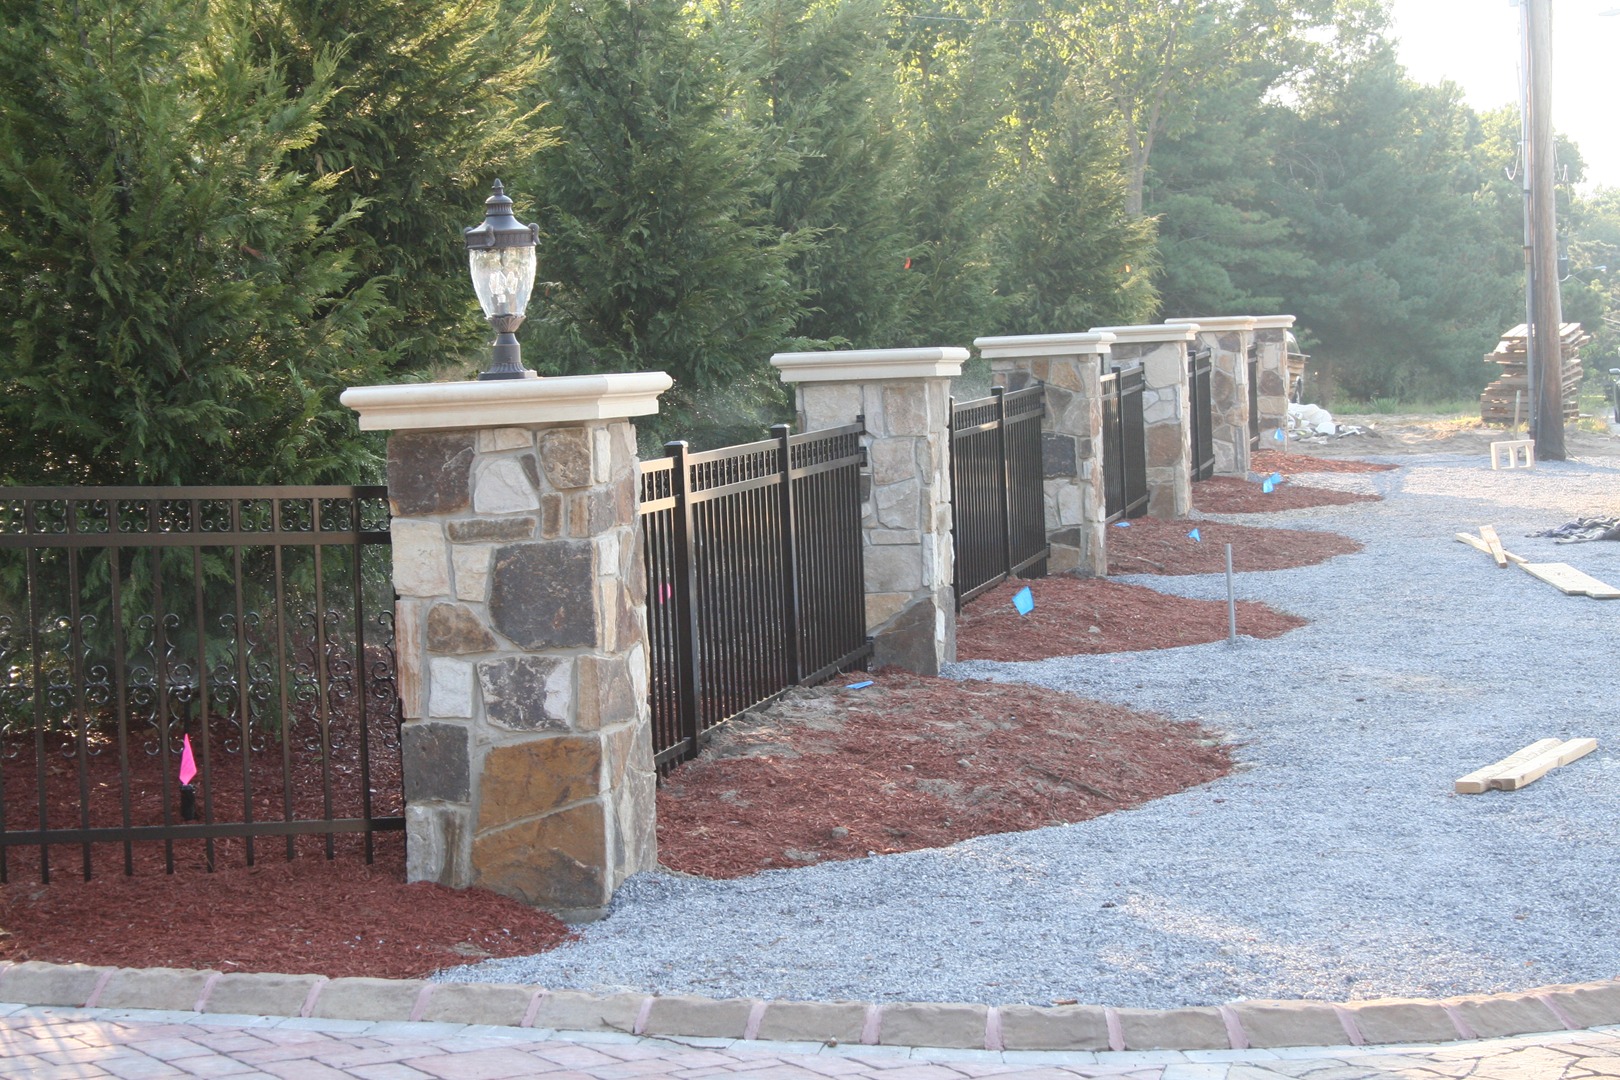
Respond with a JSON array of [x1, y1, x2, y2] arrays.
[[1089, 324, 1200, 345], [771, 347, 968, 383], [1165, 316, 1258, 332], [1251, 315, 1298, 330], [972, 332, 1115, 359], [340, 372, 674, 432]]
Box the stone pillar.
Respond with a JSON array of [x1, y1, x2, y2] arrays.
[[341, 373, 672, 921], [1090, 325, 1198, 519], [1165, 316, 1256, 476], [972, 333, 1113, 576], [1252, 315, 1297, 442], [771, 348, 964, 675]]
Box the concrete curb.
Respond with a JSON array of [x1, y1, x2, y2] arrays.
[[1, 960, 1618, 1052]]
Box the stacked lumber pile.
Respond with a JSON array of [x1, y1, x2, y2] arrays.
[[1479, 323, 1589, 424]]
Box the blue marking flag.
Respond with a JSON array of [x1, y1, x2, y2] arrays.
[[1274, 428, 1286, 442], [1112, 520, 1131, 528], [1262, 478, 1276, 494], [846, 680, 874, 690], [1013, 586, 1035, 615], [1188, 528, 1202, 542]]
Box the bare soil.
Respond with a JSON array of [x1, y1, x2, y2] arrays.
[[1194, 475, 1381, 514], [656, 671, 1234, 880], [1250, 449, 1399, 476], [1285, 414, 1620, 459], [1106, 516, 1361, 576]]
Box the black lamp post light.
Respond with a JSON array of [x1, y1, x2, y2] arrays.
[[464, 179, 540, 380]]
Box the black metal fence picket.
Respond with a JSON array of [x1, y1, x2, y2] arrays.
[[950, 386, 1048, 609], [1101, 363, 1150, 522], [639, 424, 870, 771], [0, 488, 401, 883], [1188, 348, 1216, 481]]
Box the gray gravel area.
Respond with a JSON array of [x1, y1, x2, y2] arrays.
[[441, 454, 1620, 1009]]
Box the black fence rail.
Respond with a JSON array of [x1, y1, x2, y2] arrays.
[[1188, 348, 1216, 481], [1101, 363, 1150, 522], [1247, 345, 1262, 450], [950, 386, 1048, 609], [640, 424, 870, 770], [0, 488, 401, 883]]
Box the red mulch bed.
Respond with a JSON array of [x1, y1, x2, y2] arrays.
[[1194, 475, 1381, 513], [1106, 517, 1361, 575], [1251, 449, 1398, 475], [656, 671, 1233, 880], [955, 577, 1304, 661]]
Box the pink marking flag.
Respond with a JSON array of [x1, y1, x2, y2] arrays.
[[179, 733, 198, 786]]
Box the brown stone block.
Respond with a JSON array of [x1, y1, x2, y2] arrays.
[[1339, 998, 1462, 1044], [999, 1004, 1110, 1051], [477, 735, 603, 831], [446, 517, 536, 544], [576, 654, 638, 732], [1443, 992, 1563, 1038], [489, 541, 597, 649], [643, 995, 756, 1039], [1230, 1001, 1348, 1048], [540, 428, 594, 490], [1116, 1006, 1229, 1050], [539, 493, 563, 539], [1540, 980, 1620, 1028], [388, 433, 474, 516], [473, 800, 608, 911], [878, 1002, 988, 1048], [756, 1000, 869, 1043], [426, 603, 497, 654], [1145, 423, 1185, 469]]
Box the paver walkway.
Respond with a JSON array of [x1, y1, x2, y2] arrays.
[[5, 1004, 1620, 1080]]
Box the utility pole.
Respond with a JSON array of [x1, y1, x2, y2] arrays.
[[1526, 0, 1566, 459]]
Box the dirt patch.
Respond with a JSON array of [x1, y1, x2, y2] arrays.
[[1250, 449, 1398, 476], [0, 834, 574, 978], [956, 577, 1304, 661], [1287, 414, 1620, 459], [655, 671, 1233, 880], [1106, 517, 1361, 575], [1194, 475, 1381, 514]]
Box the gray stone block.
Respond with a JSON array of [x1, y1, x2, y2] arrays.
[[401, 721, 471, 803], [1042, 433, 1078, 478], [0, 961, 112, 1006], [871, 598, 939, 677], [388, 433, 474, 516], [476, 654, 571, 731], [877, 1002, 987, 1049], [489, 541, 597, 649], [1230, 1001, 1348, 1048], [755, 1001, 868, 1044], [642, 995, 756, 1039], [96, 968, 217, 1012], [1443, 993, 1563, 1038], [1542, 981, 1620, 1028], [998, 1004, 1110, 1051], [310, 977, 428, 1021], [1116, 1006, 1230, 1050], [528, 989, 645, 1033], [1339, 999, 1461, 1045], [447, 517, 536, 544], [202, 972, 325, 1017], [418, 983, 537, 1027]]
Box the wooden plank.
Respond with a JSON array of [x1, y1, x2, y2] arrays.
[[1489, 738, 1599, 791], [1455, 738, 1563, 793], [1478, 525, 1509, 568], [1520, 562, 1620, 599], [1454, 533, 1528, 565]]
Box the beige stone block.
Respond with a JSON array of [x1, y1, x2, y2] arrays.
[[1443, 992, 1563, 1038], [798, 383, 863, 431], [1143, 349, 1185, 390], [394, 600, 427, 719], [1339, 998, 1461, 1045], [1543, 981, 1620, 1028], [878, 1002, 987, 1049], [0, 961, 112, 1006], [474, 458, 541, 514], [592, 427, 613, 485], [428, 657, 475, 718], [874, 478, 921, 530], [529, 989, 645, 1033], [868, 439, 915, 486], [203, 972, 325, 1016], [420, 982, 537, 1027], [1230, 1001, 1349, 1048], [865, 545, 923, 594], [392, 519, 450, 597], [998, 1004, 1110, 1051], [576, 653, 639, 732], [477, 428, 534, 453], [756, 1001, 870, 1043], [1056, 484, 1083, 526], [882, 384, 934, 437], [1116, 1006, 1229, 1050], [642, 995, 757, 1039], [865, 591, 909, 630], [96, 967, 217, 1012], [405, 802, 471, 887], [452, 546, 491, 603], [311, 977, 428, 1021]]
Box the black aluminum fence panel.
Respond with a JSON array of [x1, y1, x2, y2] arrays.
[[1248, 346, 1261, 450], [950, 386, 1048, 610], [1188, 348, 1215, 481], [639, 424, 869, 770], [1102, 363, 1150, 522], [0, 488, 401, 883]]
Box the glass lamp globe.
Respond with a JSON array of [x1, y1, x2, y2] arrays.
[[463, 180, 541, 380]]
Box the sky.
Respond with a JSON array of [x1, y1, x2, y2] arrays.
[[1385, 0, 1620, 189]]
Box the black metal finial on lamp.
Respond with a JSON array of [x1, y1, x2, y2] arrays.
[[464, 180, 540, 380]]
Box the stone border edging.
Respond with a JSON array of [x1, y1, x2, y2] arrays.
[[2, 960, 1619, 1052]]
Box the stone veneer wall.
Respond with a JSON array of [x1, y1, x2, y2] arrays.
[[387, 421, 657, 919], [1100, 339, 1192, 519], [1169, 320, 1253, 476], [1252, 320, 1295, 440]]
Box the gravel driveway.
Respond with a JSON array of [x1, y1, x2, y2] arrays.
[[443, 453, 1620, 1009]]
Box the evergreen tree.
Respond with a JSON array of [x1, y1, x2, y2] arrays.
[[0, 0, 388, 485]]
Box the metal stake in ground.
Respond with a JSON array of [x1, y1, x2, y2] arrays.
[[1225, 543, 1237, 644]]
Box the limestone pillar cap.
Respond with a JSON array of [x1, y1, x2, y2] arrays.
[[771, 346, 969, 383], [1251, 315, 1297, 330], [972, 332, 1115, 359], [1165, 316, 1258, 332], [341, 371, 674, 432], [1089, 324, 1199, 344]]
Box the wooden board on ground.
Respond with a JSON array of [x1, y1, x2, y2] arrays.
[[1519, 562, 1620, 599], [1456, 738, 1599, 794], [1478, 525, 1509, 568], [1454, 532, 1527, 565]]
